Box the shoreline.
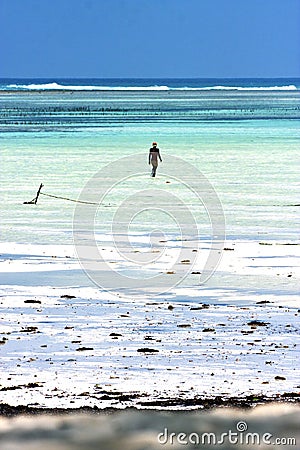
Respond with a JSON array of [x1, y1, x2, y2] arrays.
[[1, 393, 300, 417], [0, 239, 299, 410]]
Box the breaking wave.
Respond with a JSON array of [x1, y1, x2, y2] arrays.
[[7, 83, 170, 91], [179, 85, 298, 91], [5, 82, 298, 92]]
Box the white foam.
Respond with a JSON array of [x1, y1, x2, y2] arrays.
[[6, 83, 298, 91], [176, 85, 298, 91], [7, 82, 170, 91]]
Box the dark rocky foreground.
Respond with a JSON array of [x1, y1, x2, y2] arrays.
[[0, 398, 299, 450], [0, 392, 300, 417]]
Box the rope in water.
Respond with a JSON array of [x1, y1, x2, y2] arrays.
[[23, 183, 100, 205], [40, 192, 99, 205], [23, 183, 300, 207]]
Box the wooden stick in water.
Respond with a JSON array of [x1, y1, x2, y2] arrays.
[[23, 183, 44, 204]]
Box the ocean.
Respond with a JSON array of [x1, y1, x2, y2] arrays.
[[1, 78, 299, 246], [0, 78, 299, 407]]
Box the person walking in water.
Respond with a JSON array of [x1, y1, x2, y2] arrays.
[[148, 142, 162, 177]]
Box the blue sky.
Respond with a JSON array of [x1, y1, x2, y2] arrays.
[[1, 0, 299, 78]]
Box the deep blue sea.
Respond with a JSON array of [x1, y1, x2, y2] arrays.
[[1, 77, 300, 91], [1, 78, 299, 245]]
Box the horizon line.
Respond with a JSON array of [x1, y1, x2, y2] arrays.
[[1, 76, 300, 80]]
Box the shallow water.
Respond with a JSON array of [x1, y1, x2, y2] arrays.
[[1, 79, 299, 247]]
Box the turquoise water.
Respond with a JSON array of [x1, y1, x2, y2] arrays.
[[1, 79, 299, 245]]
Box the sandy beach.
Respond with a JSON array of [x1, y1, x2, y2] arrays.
[[0, 404, 299, 449], [1, 239, 299, 410]]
